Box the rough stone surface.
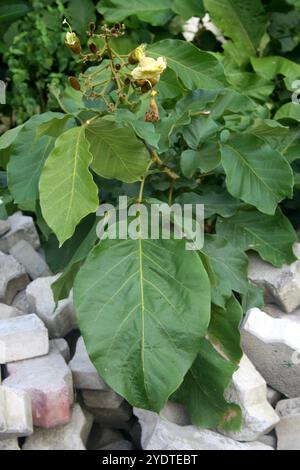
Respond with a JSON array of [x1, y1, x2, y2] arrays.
[[0, 220, 10, 237], [241, 308, 300, 397], [23, 404, 93, 450], [50, 338, 70, 363], [82, 389, 123, 409], [87, 426, 124, 450], [99, 440, 135, 450], [134, 409, 273, 450], [26, 275, 76, 338], [0, 252, 29, 304], [69, 336, 105, 390], [258, 432, 277, 449], [275, 397, 300, 450], [0, 386, 33, 438], [10, 240, 52, 280], [11, 290, 30, 313], [267, 387, 282, 408], [248, 249, 300, 313], [0, 212, 40, 254], [220, 355, 279, 441], [160, 402, 191, 426], [0, 438, 20, 450], [0, 314, 49, 363], [88, 402, 133, 430], [0, 303, 22, 320], [3, 346, 73, 428]]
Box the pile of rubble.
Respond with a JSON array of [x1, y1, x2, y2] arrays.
[[0, 211, 300, 450]]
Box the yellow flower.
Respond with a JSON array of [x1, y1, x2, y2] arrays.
[[131, 56, 167, 85], [128, 44, 147, 64]]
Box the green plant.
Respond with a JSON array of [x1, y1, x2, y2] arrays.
[[1, 0, 300, 430]]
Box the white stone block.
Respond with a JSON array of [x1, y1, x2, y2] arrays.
[[10, 240, 52, 280], [0, 212, 40, 254], [248, 249, 300, 313], [0, 303, 22, 320], [69, 337, 105, 390], [50, 338, 70, 362], [134, 409, 273, 450], [220, 355, 279, 441], [0, 220, 10, 236], [0, 386, 33, 438], [26, 275, 76, 338], [276, 397, 300, 450], [0, 438, 20, 450], [241, 308, 300, 397], [0, 251, 29, 304], [23, 404, 93, 450], [3, 346, 73, 428], [0, 314, 49, 363], [82, 389, 123, 409]]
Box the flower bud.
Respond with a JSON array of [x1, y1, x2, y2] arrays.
[[68, 76, 81, 91], [128, 44, 146, 65], [145, 93, 159, 123], [65, 31, 81, 54], [89, 42, 98, 54]]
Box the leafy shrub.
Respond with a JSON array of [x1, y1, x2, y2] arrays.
[[1, 0, 300, 429]]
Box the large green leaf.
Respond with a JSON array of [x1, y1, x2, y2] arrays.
[[275, 103, 300, 123], [97, 0, 174, 26], [251, 56, 300, 89], [176, 338, 241, 430], [177, 186, 240, 219], [216, 207, 297, 267], [0, 124, 23, 168], [7, 114, 64, 205], [86, 119, 150, 183], [39, 127, 99, 246], [73, 237, 211, 411], [221, 134, 294, 215], [208, 295, 243, 364], [180, 143, 221, 178], [148, 40, 225, 90], [172, 0, 204, 19], [0, 2, 30, 22], [204, 0, 267, 61], [201, 234, 249, 307]]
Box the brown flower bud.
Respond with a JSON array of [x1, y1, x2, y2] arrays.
[[145, 94, 159, 123], [114, 63, 121, 71], [68, 76, 81, 91], [89, 42, 98, 54], [89, 22, 96, 33], [65, 32, 81, 54], [141, 82, 152, 93]]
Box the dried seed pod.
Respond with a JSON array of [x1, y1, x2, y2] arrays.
[[124, 77, 131, 86], [68, 76, 81, 91], [114, 63, 121, 71], [141, 82, 152, 93], [89, 42, 98, 54], [89, 22, 96, 33]]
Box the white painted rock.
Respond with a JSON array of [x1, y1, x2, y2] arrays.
[[0, 219, 10, 236], [26, 275, 76, 338], [10, 240, 52, 280], [220, 355, 279, 441], [241, 308, 300, 397], [0, 314, 49, 363], [276, 397, 300, 450], [23, 404, 93, 450], [0, 438, 20, 450], [82, 389, 123, 409], [0, 212, 40, 254], [3, 346, 73, 428], [69, 336, 105, 390], [134, 409, 273, 450], [11, 290, 30, 313], [0, 386, 33, 438], [258, 432, 277, 449], [267, 386, 282, 408], [0, 303, 22, 320], [50, 338, 70, 363], [0, 251, 29, 304], [248, 249, 300, 313]]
